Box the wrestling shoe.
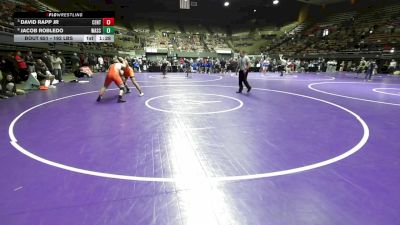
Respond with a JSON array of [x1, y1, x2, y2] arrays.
[[118, 96, 126, 103]]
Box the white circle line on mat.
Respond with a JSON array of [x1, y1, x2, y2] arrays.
[[372, 88, 400, 97], [9, 85, 369, 182], [145, 93, 243, 115], [308, 82, 400, 106], [138, 75, 223, 83]]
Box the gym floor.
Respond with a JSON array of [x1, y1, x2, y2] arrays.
[[1, 72, 399, 225]]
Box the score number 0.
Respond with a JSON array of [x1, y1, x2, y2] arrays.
[[102, 18, 114, 26]]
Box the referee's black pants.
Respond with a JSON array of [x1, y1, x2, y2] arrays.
[[238, 70, 251, 92]]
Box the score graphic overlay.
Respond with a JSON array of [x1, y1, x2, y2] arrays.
[[13, 12, 115, 43]]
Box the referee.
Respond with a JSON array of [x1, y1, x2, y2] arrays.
[[236, 51, 252, 93]]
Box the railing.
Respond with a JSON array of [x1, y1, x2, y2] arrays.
[[0, 25, 13, 33]]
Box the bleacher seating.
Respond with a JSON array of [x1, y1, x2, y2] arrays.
[[1, 0, 399, 59], [265, 2, 400, 57]]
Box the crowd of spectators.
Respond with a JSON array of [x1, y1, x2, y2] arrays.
[[1, 51, 399, 100], [132, 55, 399, 78], [0, 0, 33, 33], [266, 3, 400, 56], [0, 1, 17, 27], [0, 49, 117, 99], [205, 34, 230, 51], [2, 0, 399, 57], [114, 31, 212, 52], [256, 56, 398, 77], [175, 34, 205, 52], [123, 56, 237, 74]]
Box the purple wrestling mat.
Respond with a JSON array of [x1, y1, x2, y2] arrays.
[[1, 72, 399, 225]]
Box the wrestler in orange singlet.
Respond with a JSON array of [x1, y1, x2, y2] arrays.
[[122, 60, 144, 96], [96, 58, 127, 103]]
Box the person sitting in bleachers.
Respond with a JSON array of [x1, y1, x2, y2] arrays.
[[35, 59, 56, 90], [0, 55, 17, 79], [0, 73, 24, 97], [0, 71, 8, 99]]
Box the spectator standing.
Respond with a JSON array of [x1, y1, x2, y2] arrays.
[[88, 54, 96, 71], [138, 58, 143, 72], [205, 59, 211, 74], [15, 51, 28, 82], [388, 59, 397, 74], [52, 53, 63, 82], [279, 55, 287, 77], [365, 60, 377, 81], [104, 56, 110, 68], [339, 61, 345, 72], [98, 55, 104, 72], [220, 58, 226, 74], [71, 53, 80, 73], [358, 57, 367, 73], [58, 52, 66, 78], [347, 61, 353, 72], [25, 51, 35, 73], [161, 58, 168, 78]]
